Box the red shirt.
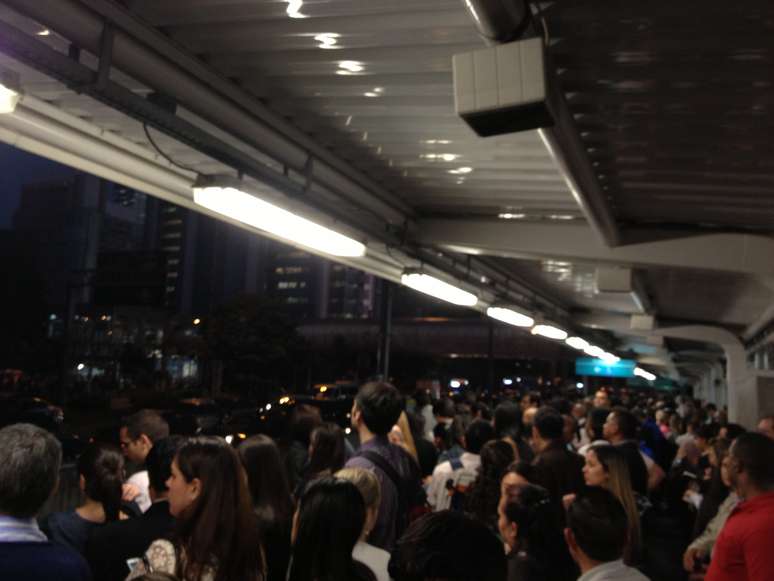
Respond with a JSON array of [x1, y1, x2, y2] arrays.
[[705, 491, 774, 581]]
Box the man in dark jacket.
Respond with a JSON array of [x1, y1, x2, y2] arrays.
[[86, 437, 181, 581], [0, 423, 91, 581], [530, 406, 585, 509], [346, 381, 422, 551]]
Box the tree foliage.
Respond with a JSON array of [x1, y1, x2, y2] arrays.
[[205, 294, 308, 390]]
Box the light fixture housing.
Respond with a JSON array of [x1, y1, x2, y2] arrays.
[[400, 272, 478, 307], [531, 324, 568, 341], [565, 336, 589, 350], [487, 306, 534, 328], [193, 177, 366, 258], [0, 71, 21, 114]]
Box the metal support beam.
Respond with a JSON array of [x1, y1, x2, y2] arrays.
[[415, 220, 774, 276], [95, 21, 114, 90], [376, 281, 394, 380], [487, 317, 495, 391]]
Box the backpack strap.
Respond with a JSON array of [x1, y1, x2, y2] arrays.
[[361, 450, 403, 493], [449, 456, 464, 471]]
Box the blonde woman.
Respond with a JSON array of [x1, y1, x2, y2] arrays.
[[388, 411, 418, 464], [335, 468, 391, 581], [579, 444, 643, 566]]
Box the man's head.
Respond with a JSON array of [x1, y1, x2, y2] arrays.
[[531, 406, 564, 450], [565, 488, 628, 568], [520, 392, 540, 412], [586, 407, 610, 441], [572, 402, 587, 421], [758, 414, 774, 440], [562, 414, 577, 445], [146, 436, 184, 501], [388, 510, 506, 581], [718, 423, 746, 442], [593, 389, 611, 409], [695, 424, 716, 452], [464, 419, 496, 455], [522, 406, 538, 435], [603, 407, 639, 443], [493, 400, 520, 440], [727, 431, 774, 498], [352, 381, 404, 437], [120, 410, 170, 464], [0, 423, 61, 518], [433, 398, 455, 422]]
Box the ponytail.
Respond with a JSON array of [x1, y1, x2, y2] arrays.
[[77, 443, 125, 522]]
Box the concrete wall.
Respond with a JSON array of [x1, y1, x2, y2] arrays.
[[735, 372, 774, 429]]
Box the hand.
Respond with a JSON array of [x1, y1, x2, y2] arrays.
[[683, 547, 704, 572], [562, 493, 576, 510], [122, 483, 140, 502]]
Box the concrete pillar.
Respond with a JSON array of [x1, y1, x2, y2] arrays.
[[653, 326, 752, 426]]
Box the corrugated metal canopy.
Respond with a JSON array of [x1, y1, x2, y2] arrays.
[[128, 0, 584, 222], [545, 0, 774, 231]]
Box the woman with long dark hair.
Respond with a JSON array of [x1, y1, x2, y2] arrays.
[[294, 422, 346, 498], [43, 442, 124, 555], [465, 439, 515, 531], [128, 437, 264, 581], [498, 483, 576, 581], [239, 435, 293, 581], [288, 477, 375, 581]]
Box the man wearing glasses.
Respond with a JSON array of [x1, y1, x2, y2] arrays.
[[119, 410, 169, 513]]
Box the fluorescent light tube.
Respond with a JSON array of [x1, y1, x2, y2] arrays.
[[193, 186, 366, 258], [583, 345, 605, 358], [565, 336, 589, 350], [401, 273, 478, 307], [487, 307, 534, 328], [634, 367, 656, 381], [286, 0, 308, 18], [531, 324, 568, 341], [0, 83, 20, 114], [600, 352, 620, 364]]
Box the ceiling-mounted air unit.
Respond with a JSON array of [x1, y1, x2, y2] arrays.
[[453, 36, 557, 137]]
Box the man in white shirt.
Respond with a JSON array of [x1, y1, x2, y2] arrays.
[[427, 419, 494, 510], [119, 409, 170, 513], [565, 489, 650, 581]]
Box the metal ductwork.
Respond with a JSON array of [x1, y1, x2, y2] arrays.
[[460, 0, 532, 44]]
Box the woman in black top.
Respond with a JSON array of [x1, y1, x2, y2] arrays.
[[466, 439, 515, 532], [288, 477, 375, 581], [239, 435, 294, 581], [43, 443, 124, 555], [498, 483, 576, 581], [293, 422, 346, 499]]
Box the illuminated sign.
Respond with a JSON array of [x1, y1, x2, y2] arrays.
[[575, 358, 636, 378]]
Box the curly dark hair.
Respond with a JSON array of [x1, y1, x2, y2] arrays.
[[464, 439, 514, 530]]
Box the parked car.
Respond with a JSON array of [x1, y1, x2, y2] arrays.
[[0, 393, 64, 433], [160, 398, 227, 436], [224, 393, 354, 444]]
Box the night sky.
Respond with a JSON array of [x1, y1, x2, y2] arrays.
[[0, 143, 76, 228]]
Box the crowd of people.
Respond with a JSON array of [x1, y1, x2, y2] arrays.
[[0, 381, 772, 581]]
